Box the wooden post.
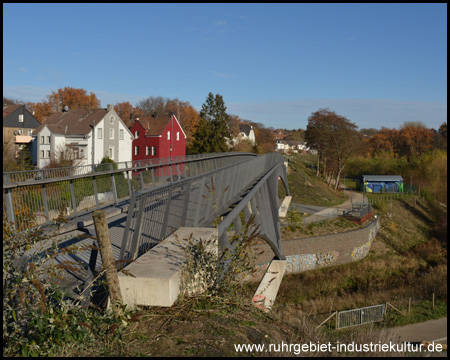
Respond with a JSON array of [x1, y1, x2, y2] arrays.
[[408, 297, 411, 314], [432, 293, 435, 310], [93, 210, 123, 317]]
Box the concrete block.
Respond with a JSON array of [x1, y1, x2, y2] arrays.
[[117, 227, 217, 308], [252, 259, 287, 312], [278, 196, 292, 218]]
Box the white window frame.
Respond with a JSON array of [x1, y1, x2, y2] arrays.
[[18, 114, 24, 122], [47, 136, 51, 144], [41, 136, 45, 144], [152, 146, 156, 156], [40, 150, 44, 159], [110, 128, 114, 139], [18, 129, 23, 135], [110, 115, 114, 124], [146, 146, 150, 156], [176, 131, 180, 141], [167, 131, 170, 140], [46, 150, 51, 159], [119, 129, 124, 140], [109, 146, 114, 160], [135, 130, 139, 139], [98, 128, 102, 139]]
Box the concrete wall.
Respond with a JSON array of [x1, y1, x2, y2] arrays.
[[252, 218, 380, 275]]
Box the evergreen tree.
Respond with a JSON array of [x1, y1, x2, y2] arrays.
[[188, 93, 230, 154]]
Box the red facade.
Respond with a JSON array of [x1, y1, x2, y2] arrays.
[[129, 114, 186, 177]]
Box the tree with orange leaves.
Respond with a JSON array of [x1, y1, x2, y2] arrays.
[[114, 101, 144, 127], [46, 86, 101, 111]]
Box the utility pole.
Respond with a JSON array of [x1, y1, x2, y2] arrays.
[[92, 120, 95, 165]]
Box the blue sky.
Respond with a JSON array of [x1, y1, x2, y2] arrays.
[[3, 3, 447, 130]]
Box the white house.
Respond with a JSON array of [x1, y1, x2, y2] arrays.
[[229, 124, 256, 148], [32, 104, 134, 168]]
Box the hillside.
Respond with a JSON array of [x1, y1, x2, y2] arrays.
[[279, 154, 346, 207], [5, 154, 446, 357]]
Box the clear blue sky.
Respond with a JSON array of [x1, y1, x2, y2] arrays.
[[3, 3, 447, 130]]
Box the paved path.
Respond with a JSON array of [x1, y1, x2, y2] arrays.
[[385, 317, 447, 345], [290, 187, 366, 224]]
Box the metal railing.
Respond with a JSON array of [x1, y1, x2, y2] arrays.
[[337, 304, 385, 329], [119, 152, 290, 264], [3, 153, 256, 231]]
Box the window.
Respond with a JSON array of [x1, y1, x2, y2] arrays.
[[28, 129, 32, 136], [41, 136, 45, 144], [176, 132, 180, 141], [119, 129, 124, 140], [46, 150, 50, 159], [47, 136, 51, 144], [167, 131, 170, 140], [18, 114, 24, 122], [41, 150, 44, 158], [80, 149, 84, 159], [135, 146, 139, 155], [146, 146, 150, 156], [110, 116, 114, 124], [152, 146, 156, 156], [98, 128, 102, 139], [135, 130, 139, 139], [109, 147, 114, 159], [109, 128, 114, 139], [18, 129, 23, 135]]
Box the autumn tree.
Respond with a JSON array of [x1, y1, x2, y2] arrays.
[[114, 101, 144, 127], [166, 98, 200, 147], [26, 101, 53, 123], [46, 86, 101, 111], [188, 93, 230, 154], [305, 108, 361, 189], [136, 96, 168, 116], [395, 122, 434, 161]]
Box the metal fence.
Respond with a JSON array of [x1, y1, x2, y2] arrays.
[[336, 304, 385, 329], [119, 152, 290, 263], [3, 152, 256, 231]]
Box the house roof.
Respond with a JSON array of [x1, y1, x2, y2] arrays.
[[3, 105, 22, 119], [239, 124, 252, 137], [362, 175, 403, 182], [32, 108, 109, 136], [130, 114, 174, 136]]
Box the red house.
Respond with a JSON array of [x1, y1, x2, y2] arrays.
[[128, 113, 186, 177]]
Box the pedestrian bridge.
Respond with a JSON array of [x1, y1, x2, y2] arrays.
[[4, 152, 290, 309]]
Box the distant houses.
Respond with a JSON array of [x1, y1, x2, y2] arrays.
[[31, 105, 133, 168], [29, 105, 188, 169], [3, 104, 41, 159]]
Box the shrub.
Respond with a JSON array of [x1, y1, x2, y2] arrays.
[[3, 220, 129, 356]]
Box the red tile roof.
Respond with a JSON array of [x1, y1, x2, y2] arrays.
[[130, 114, 172, 136]]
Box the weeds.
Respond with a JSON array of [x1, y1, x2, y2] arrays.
[[3, 219, 133, 357]]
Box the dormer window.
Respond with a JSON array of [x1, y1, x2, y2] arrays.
[[18, 114, 24, 122]]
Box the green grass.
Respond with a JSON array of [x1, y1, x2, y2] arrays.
[[279, 154, 347, 207]]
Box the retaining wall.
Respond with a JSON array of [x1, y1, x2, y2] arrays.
[[252, 217, 380, 275]]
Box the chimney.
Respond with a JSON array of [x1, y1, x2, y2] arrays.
[[63, 105, 69, 112], [107, 104, 114, 112]]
